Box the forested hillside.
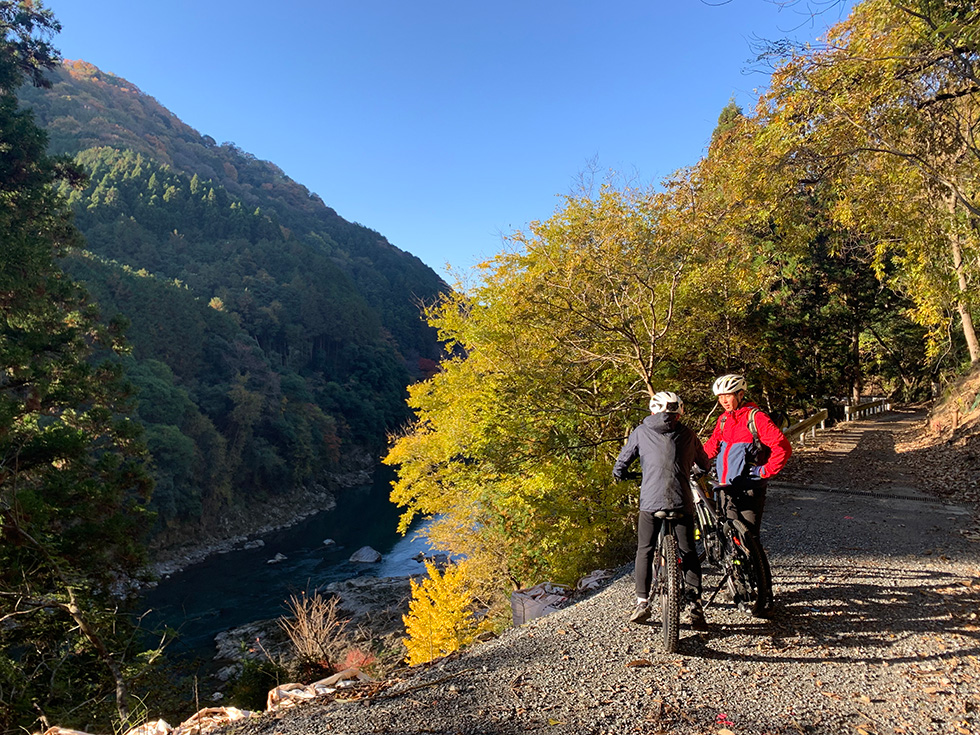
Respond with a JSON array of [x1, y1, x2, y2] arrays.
[[2, 6, 156, 731], [17, 61, 446, 535]]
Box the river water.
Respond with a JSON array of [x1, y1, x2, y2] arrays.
[[138, 467, 432, 660]]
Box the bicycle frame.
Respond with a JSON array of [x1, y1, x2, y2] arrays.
[[690, 474, 771, 617], [691, 475, 725, 567]]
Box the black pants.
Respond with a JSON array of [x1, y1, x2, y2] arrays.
[[718, 480, 767, 537], [719, 480, 773, 604], [635, 511, 702, 601]]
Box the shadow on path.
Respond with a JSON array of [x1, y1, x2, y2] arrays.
[[694, 561, 980, 665]]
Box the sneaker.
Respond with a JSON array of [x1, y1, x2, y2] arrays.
[[683, 601, 709, 631], [629, 601, 651, 624]]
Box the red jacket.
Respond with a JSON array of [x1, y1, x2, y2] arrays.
[[703, 402, 792, 485]]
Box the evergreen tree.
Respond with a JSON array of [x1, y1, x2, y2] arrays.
[[1, 3, 152, 731]]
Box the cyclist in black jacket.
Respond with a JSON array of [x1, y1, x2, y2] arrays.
[[613, 391, 710, 630]]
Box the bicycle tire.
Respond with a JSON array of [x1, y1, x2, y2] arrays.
[[659, 533, 681, 652], [728, 519, 771, 617], [694, 504, 722, 567]]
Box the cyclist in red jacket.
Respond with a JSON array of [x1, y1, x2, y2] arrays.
[[703, 374, 792, 538]]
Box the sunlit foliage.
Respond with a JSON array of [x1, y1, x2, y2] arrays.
[[402, 561, 491, 665]]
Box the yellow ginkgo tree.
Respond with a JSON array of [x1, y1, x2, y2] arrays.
[[402, 561, 491, 665]]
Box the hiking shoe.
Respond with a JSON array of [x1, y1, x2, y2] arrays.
[[629, 601, 651, 624], [683, 601, 709, 631]]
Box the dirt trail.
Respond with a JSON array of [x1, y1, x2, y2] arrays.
[[779, 407, 935, 494], [229, 407, 980, 735], [778, 406, 980, 542]]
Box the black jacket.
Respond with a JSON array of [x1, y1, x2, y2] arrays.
[[613, 413, 709, 514]]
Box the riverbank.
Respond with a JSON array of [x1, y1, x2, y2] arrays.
[[146, 484, 338, 579], [147, 453, 376, 579], [137, 464, 429, 677], [211, 575, 416, 687]]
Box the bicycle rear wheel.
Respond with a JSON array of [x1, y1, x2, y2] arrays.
[[728, 519, 772, 617], [658, 534, 681, 652]]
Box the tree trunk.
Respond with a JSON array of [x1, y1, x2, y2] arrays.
[[851, 323, 863, 404], [949, 233, 980, 363], [945, 194, 980, 363], [64, 588, 130, 725], [868, 325, 916, 399]]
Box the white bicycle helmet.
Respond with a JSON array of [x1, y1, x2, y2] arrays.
[[649, 391, 684, 415], [712, 373, 747, 396]]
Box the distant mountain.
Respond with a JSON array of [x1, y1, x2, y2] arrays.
[[18, 60, 446, 540]]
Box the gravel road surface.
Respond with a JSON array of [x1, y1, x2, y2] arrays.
[[230, 409, 980, 735]]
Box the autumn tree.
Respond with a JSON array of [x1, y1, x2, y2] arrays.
[[761, 0, 980, 364], [386, 0, 959, 624], [385, 174, 780, 611], [402, 561, 490, 665]]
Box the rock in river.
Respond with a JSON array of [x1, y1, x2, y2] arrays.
[[349, 546, 382, 563]]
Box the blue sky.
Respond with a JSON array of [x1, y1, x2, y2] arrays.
[[47, 1, 854, 278]]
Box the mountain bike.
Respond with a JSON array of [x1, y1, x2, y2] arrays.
[[691, 473, 772, 617], [619, 471, 690, 651], [651, 508, 687, 653]]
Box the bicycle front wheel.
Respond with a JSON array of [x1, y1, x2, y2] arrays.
[[694, 503, 721, 566], [659, 534, 681, 652], [728, 519, 772, 617]]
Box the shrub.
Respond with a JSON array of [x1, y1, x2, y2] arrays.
[[229, 658, 288, 712], [402, 561, 488, 665], [278, 592, 349, 681]]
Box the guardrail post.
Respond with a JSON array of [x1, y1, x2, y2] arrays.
[[785, 409, 830, 446]]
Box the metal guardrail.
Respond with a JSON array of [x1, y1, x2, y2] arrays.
[[781, 398, 892, 445], [843, 398, 891, 421], [783, 409, 828, 445]]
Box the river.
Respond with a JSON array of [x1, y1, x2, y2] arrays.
[[138, 466, 432, 660]]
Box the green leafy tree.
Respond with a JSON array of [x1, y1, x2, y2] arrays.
[[761, 0, 980, 364], [688, 91, 930, 407], [1, 3, 153, 731]]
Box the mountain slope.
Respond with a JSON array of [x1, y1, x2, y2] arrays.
[[20, 59, 446, 364], [16, 60, 446, 540]]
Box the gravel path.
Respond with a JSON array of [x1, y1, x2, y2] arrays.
[[232, 409, 980, 735]]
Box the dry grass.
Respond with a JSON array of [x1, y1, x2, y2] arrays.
[[278, 592, 350, 679]]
